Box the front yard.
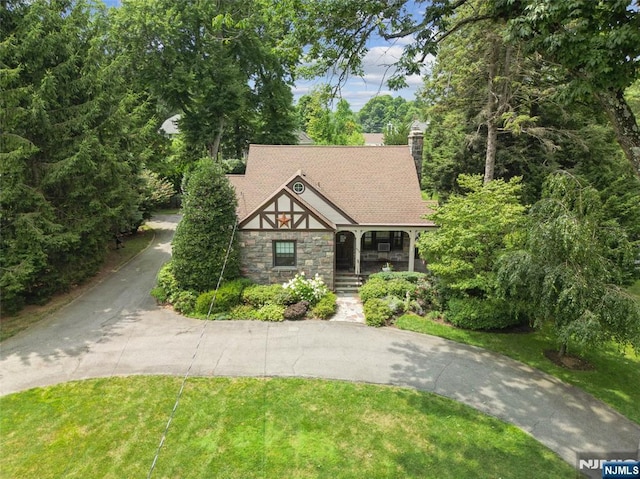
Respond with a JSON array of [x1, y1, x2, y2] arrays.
[[0, 377, 576, 478]]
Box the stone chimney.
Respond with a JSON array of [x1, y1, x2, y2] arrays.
[[408, 127, 424, 183]]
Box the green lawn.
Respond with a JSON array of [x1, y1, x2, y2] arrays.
[[0, 377, 576, 479], [395, 314, 640, 425]]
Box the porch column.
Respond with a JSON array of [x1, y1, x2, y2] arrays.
[[354, 229, 363, 275], [408, 230, 416, 272]]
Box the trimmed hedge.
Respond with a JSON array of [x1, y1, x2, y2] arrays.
[[242, 284, 292, 308], [445, 297, 522, 330], [369, 271, 428, 283], [359, 277, 416, 303], [195, 278, 253, 315]]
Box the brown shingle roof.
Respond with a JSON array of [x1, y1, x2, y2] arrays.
[[228, 145, 434, 227]]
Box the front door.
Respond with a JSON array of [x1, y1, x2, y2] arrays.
[[335, 232, 354, 271]]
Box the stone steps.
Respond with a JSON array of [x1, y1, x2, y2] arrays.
[[334, 274, 363, 294]]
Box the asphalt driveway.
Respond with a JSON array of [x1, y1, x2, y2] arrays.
[[1, 214, 638, 472]]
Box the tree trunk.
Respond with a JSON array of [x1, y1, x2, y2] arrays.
[[485, 120, 498, 184], [209, 117, 225, 160], [595, 88, 640, 179], [558, 342, 567, 358], [484, 40, 500, 184]]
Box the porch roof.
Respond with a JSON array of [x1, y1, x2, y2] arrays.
[[228, 145, 435, 227]]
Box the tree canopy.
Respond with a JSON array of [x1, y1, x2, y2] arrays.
[[498, 172, 640, 356], [294, 0, 640, 178], [357, 95, 417, 133], [296, 86, 364, 145], [112, 0, 299, 159], [1, 0, 156, 313]]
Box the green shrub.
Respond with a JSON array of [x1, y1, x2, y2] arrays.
[[173, 290, 197, 315], [156, 262, 180, 302], [414, 277, 441, 311], [408, 300, 424, 316], [311, 292, 338, 319], [383, 295, 406, 315], [195, 279, 253, 315], [359, 277, 389, 302], [445, 297, 522, 330], [386, 278, 417, 299], [242, 284, 291, 308], [359, 277, 416, 303], [284, 301, 310, 320], [229, 304, 259, 320], [150, 286, 168, 303], [425, 310, 445, 321], [369, 271, 428, 283], [255, 303, 285, 322], [364, 298, 393, 327]]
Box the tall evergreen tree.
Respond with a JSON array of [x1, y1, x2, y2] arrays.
[[0, 0, 154, 313], [171, 161, 240, 292]]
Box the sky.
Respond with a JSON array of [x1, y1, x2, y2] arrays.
[[294, 39, 429, 112]]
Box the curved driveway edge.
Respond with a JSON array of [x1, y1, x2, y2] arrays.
[[1, 214, 638, 470]]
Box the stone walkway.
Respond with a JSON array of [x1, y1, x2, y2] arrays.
[[330, 294, 365, 323]]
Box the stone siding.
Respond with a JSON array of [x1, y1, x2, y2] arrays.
[[238, 230, 334, 288]]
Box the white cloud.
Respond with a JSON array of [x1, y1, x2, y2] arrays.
[[293, 38, 434, 111]]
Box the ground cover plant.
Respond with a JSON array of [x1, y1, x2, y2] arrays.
[[0, 377, 576, 478], [359, 272, 437, 327]]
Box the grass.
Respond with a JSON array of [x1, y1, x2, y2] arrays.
[[0, 227, 155, 342], [395, 313, 640, 425], [629, 279, 640, 299], [0, 377, 576, 479]]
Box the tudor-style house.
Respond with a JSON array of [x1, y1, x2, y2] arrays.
[[227, 128, 435, 291]]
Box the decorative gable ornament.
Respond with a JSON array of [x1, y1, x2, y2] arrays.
[[238, 185, 336, 231]]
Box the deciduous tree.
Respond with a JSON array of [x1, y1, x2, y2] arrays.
[[295, 0, 640, 178], [498, 172, 640, 356], [113, 0, 299, 159], [417, 174, 527, 329]]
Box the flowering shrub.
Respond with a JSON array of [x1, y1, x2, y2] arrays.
[[282, 273, 329, 305]]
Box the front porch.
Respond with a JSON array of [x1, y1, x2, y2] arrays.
[[359, 259, 428, 275], [335, 227, 433, 276]]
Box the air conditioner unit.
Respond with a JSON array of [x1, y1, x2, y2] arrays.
[[378, 242, 391, 252]]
